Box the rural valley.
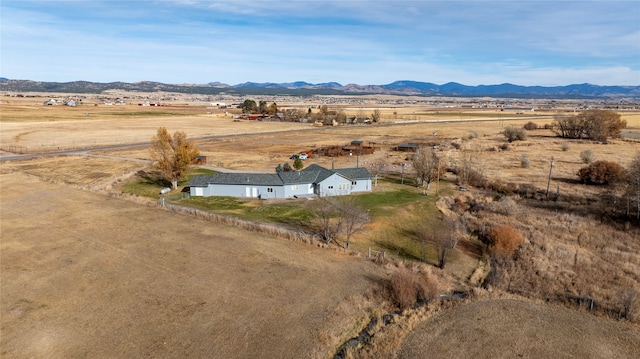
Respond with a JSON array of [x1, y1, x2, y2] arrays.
[[1, 88, 640, 358]]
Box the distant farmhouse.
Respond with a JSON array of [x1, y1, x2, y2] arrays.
[[188, 164, 372, 199]]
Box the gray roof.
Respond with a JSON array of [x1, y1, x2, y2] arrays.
[[335, 167, 373, 180], [188, 164, 372, 187]]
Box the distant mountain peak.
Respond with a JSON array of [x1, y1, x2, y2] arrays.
[[0, 79, 637, 98]]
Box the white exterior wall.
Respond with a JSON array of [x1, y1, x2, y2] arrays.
[[316, 174, 353, 197], [350, 178, 372, 193]]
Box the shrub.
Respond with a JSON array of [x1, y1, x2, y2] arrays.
[[488, 224, 524, 258], [521, 154, 530, 168], [468, 132, 478, 139], [561, 142, 570, 151], [490, 196, 519, 215], [580, 149, 594, 164], [503, 126, 527, 143], [577, 160, 627, 185], [500, 143, 510, 151], [523, 121, 538, 130], [388, 266, 418, 310], [387, 266, 439, 310]]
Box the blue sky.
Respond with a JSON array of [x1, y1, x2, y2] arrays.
[[1, 0, 639, 86]]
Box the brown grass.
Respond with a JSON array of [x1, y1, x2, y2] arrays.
[[396, 298, 640, 358], [0, 173, 387, 358], [3, 93, 640, 357]]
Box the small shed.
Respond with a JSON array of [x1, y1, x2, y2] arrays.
[[194, 155, 207, 165], [396, 143, 419, 152]]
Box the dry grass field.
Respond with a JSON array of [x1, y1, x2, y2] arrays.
[[0, 172, 387, 358], [2, 93, 640, 358], [351, 298, 640, 358]]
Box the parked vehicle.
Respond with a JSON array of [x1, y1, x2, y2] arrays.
[[298, 153, 308, 160], [290, 154, 299, 159]]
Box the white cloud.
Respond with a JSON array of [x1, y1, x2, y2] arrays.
[[2, 1, 638, 85]]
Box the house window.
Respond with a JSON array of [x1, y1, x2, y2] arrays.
[[267, 188, 274, 193], [338, 183, 349, 190], [328, 185, 334, 189], [291, 185, 298, 190], [352, 181, 357, 185]]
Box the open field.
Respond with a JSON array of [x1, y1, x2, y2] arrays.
[[2, 92, 640, 357], [0, 172, 387, 358]]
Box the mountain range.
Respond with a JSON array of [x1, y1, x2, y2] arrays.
[[1, 78, 638, 98]]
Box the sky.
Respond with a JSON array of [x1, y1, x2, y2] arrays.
[[1, 0, 639, 86]]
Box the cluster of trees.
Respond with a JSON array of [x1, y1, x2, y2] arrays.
[[275, 158, 304, 172], [553, 109, 627, 142], [241, 99, 278, 115], [240, 100, 382, 124]]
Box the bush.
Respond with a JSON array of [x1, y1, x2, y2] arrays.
[[388, 266, 418, 310], [561, 142, 570, 152], [387, 266, 438, 310], [580, 149, 594, 164], [503, 126, 527, 143], [500, 143, 510, 151], [488, 224, 524, 258], [577, 160, 627, 185], [468, 132, 478, 139], [490, 196, 519, 215], [521, 154, 530, 168], [523, 121, 538, 130]]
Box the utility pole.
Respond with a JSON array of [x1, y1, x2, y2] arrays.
[[546, 156, 555, 199]]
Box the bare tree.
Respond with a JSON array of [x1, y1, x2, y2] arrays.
[[371, 109, 381, 123], [434, 216, 466, 269], [628, 151, 640, 220], [336, 196, 370, 249], [368, 159, 386, 186], [150, 127, 199, 189], [412, 147, 442, 194], [417, 215, 465, 269], [454, 148, 485, 187], [310, 197, 342, 244]]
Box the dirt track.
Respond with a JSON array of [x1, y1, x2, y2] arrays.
[[0, 173, 385, 358]]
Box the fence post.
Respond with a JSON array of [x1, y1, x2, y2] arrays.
[[368, 247, 371, 259]]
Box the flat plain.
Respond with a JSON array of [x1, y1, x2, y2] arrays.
[[2, 93, 639, 358]]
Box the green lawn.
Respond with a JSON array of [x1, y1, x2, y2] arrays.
[[121, 167, 215, 199]]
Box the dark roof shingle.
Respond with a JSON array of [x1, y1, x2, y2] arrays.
[[188, 164, 372, 187]]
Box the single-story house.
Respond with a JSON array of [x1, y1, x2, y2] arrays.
[[188, 164, 373, 199]]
